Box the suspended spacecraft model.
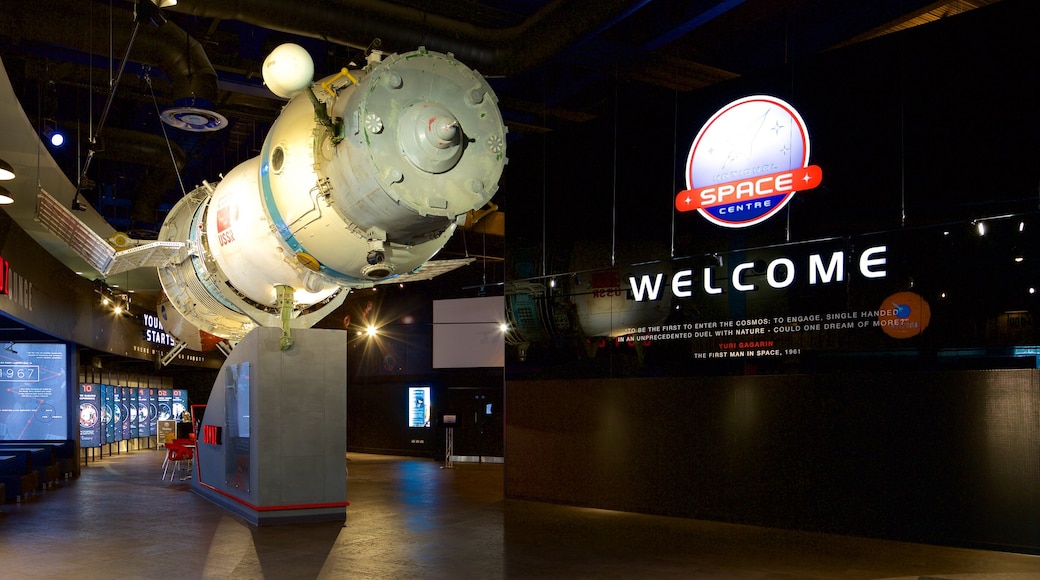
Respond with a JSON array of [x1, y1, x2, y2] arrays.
[[37, 43, 507, 356]]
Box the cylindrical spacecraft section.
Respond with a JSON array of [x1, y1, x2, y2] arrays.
[[205, 157, 340, 305], [158, 183, 257, 341], [157, 163, 345, 343]]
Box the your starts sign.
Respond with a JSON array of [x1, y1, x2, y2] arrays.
[[676, 95, 823, 228]]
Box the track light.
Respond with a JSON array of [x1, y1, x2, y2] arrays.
[[0, 158, 14, 180], [43, 124, 65, 148]]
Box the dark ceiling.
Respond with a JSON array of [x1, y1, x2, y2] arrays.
[[1, 0, 998, 239]]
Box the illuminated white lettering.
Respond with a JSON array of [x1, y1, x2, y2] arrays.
[[703, 267, 723, 295], [732, 263, 755, 292], [767, 258, 795, 288], [627, 245, 889, 302], [754, 176, 773, 195], [810, 252, 844, 284], [860, 246, 887, 278], [628, 273, 664, 301], [671, 269, 694, 298], [699, 172, 795, 208]]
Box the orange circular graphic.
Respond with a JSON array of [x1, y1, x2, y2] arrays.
[[878, 291, 931, 339]]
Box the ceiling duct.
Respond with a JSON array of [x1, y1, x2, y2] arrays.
[[169, 0, 656, 77], [8, 0, 223, 132]]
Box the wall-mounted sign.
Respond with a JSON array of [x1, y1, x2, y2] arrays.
[[676, 95, 822, 228], [878, 291, 931, 338], [408, 386, 431, 428], [0, 256, 8, 295], [142, 312, 178, 347], [628, 245, 887, 302]]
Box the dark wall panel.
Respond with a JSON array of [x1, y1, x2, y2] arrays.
[[347, 370, 504, 459], [505, 370, 1040, 553]]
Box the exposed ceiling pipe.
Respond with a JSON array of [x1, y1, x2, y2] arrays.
[[7, 0, 220, 215], [8, 0, 218, 116], [169, 0, 657, 77]]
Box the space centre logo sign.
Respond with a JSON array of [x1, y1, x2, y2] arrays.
[[676, 95, 822, 228]]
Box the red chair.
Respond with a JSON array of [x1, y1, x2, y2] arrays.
[[162, 443, 194, 481]]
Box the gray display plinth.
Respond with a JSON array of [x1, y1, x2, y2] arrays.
[[190, 327, 347, 525]]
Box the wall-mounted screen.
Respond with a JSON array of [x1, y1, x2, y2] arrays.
[[121, 387, 131, 441], [137, 388, 150, 437], [432, 297, 505, 368], [103, 384, 114, 443], [79, 383, 102, 447], [0, 342, 68, 441], [408, 386, 431, 428], [129, 388, 139, 438], [148, 388, 158, 436], [156, 389, 190, 422]]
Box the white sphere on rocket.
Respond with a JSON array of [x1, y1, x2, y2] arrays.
[[262, 43, 314, 98]]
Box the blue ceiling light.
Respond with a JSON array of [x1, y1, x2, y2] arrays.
[[42, 121, 65, 148]]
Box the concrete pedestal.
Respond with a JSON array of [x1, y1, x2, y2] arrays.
[[190, 327, 347, 525]]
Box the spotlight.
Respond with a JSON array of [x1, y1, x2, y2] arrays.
[[43, 126, 65, 148], [0, 186, 13, 205], [366, 325, 378, 337], [0, 158, 14, 180], [41, 119, 65, 148], [976, 221, 986, 236], [3, 342, 17, 354], [71, 193, 88, 212]]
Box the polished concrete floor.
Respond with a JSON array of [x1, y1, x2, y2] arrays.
[[0, 449, 1038, 579]]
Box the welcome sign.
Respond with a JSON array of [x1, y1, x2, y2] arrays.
[[676, 95, 823, 228]]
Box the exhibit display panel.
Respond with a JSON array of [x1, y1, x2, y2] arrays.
[[80, 385, 165, 448], [407, 386, 431, 428], [0, 343, 69, 441], [78, 383, 102, 447]]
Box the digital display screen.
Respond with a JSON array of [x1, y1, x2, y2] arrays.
[[129, 388, 139, 438], [148, 388, 157, 436], [103, 384, 114, 444], [408, 386, 431, 428], [79, 383, 102, 447], [121, 387, 131, 441], [156, 389, 189, 422], [0, 343, 68, 441]]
